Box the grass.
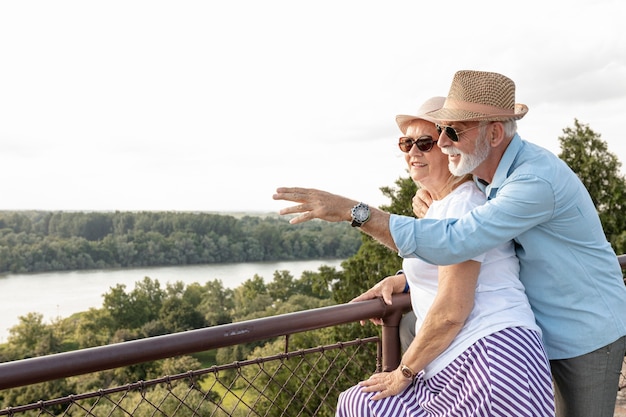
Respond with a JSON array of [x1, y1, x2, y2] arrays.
[[199, 373, 255, 412]]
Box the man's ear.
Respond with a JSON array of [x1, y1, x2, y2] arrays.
[[489, 122, 506, 147]]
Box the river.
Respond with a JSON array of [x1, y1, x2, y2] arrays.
[[0, 259, 344, 342]]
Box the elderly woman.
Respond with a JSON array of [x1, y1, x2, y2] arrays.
[[274, 97, 555, 416]]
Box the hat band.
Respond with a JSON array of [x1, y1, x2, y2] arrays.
[[445, 98, 515, 116]]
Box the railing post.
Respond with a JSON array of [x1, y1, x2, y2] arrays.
[[381, 293, 412, 372]]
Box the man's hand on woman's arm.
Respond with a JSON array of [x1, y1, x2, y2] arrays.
[[412, 188, 433, 219]]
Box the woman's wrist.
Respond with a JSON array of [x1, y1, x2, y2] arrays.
[[396, 270, 409, 293]]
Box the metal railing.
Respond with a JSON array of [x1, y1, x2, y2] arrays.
[[1, 254, 625, 416], [0, 293, 412, 416], [0, 338, 383, 416]]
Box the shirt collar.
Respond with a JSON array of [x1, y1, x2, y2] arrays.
[[474, 134, 522, 196]]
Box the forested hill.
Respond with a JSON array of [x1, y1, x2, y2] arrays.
[[0, 211, 362, 274]]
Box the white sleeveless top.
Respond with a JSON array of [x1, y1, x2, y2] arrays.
[[403, 181, 540, 378]]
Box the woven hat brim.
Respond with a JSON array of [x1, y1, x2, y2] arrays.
[[426, 103, 529, 123]]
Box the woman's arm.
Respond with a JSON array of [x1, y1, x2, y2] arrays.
[[360, 259, 480, 400], [400, 260, 479, 374]]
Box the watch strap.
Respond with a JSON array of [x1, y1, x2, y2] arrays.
[[350, 218, 363, 227]]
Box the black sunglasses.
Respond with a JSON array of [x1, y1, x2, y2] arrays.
[[398, 136, 437, 153], [435, 124, 481, 142]]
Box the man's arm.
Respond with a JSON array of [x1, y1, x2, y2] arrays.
[[273, 187, 398, 251], [391, 175, 555, 264]]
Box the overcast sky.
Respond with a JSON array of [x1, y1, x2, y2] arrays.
[[1, 0, 625, 214]]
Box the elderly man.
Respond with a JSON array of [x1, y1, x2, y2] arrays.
[[274, 70, 626, 417]]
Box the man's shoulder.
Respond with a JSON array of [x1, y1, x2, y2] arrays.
[[511, 138, 569, 179]]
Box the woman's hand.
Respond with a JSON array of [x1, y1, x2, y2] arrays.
[[351, 274, 405, 326], [358, 369, 412, 401]]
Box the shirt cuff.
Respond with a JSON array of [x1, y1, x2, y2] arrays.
[[390, 214, 419, 258]]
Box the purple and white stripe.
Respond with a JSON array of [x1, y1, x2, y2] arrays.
[[336, 327, 555, 417]]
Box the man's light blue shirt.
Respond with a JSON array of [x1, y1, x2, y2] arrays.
[[389, 134, 626, 359]]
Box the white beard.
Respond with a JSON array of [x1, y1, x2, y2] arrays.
[[445, 133, 490, 176]]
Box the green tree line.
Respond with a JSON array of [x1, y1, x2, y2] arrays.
[[0, 211, 362, 273]]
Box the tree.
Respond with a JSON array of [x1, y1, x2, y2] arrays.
[[159, 297, 205, 333], [130, 277, 165, 323], [102, 284, 134, 328], [70, 308, 114, 349], [231, 275, 272, 320], [197, 280, 234, 327], [5, 312, 62, 360], [558, 119, 626, 252], [102, 277, 165, 331], [267, 270, 296, 302], [296, 268, 334, 299]]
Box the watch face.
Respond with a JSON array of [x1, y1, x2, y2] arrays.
[[401, 365, 414, 379], [351, 203, 370, 227], [354, 206, 369, 221]]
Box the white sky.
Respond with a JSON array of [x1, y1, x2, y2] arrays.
[[1, 0, 625, 213]]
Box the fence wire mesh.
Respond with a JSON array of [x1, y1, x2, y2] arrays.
[[0, 337, 380, 417]]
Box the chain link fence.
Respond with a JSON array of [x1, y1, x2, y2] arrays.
[[0, 337, 380, 417]]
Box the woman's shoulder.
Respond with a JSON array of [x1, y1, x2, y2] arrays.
[[428, 182, 482, 219], [439, 181, 485, 215]]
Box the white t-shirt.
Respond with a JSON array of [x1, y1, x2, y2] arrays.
[[403, 181, 540, 378]]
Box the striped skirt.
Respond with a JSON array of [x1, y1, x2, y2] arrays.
[[336, 327, 555, 417]]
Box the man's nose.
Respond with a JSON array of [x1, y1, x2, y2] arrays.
[[437, 130, 452, 148]]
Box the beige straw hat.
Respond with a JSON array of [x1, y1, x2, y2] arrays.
[[395, 96, 446, 135], [426, 70, 529, 122]]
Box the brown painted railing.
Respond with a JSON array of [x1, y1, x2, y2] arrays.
[[0, 293, 412, 391]]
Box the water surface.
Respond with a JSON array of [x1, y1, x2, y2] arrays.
[[0, 259, 344, 342]]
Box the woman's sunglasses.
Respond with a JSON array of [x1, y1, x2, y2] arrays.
[[398, 136, 437, 153], [435, 123, 481, 142]]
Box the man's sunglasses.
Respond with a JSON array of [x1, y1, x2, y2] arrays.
[[398, 136, 437, 153], [435, 124, 481, 142]]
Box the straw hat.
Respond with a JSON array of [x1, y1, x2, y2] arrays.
[[395, 96, 446, 135], [426, 70, 529, 122]]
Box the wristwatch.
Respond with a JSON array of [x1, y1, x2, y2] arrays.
[[400, 363, 416, 380], [350, 202, 370, 227]]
